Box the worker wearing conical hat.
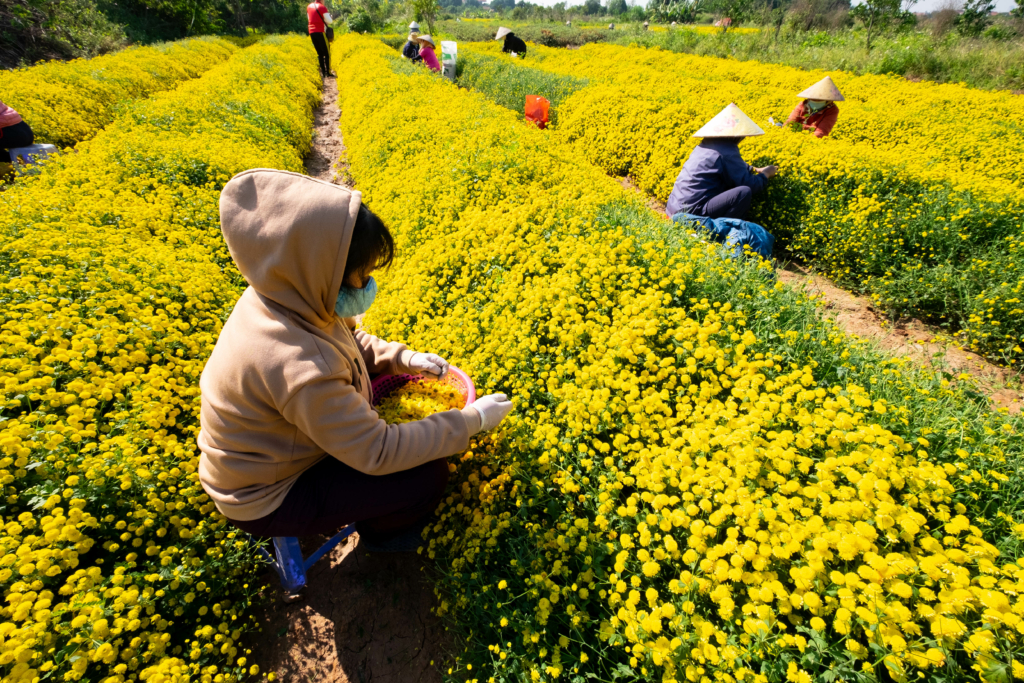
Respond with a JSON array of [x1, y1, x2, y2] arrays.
[[402, 21, 422, 63], [665, 103, 778, 221], [496, 26, 527, 57], [786, 76, 843, 138]]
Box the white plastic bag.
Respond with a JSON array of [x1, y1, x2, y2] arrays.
[[441, 40, 457, 81]]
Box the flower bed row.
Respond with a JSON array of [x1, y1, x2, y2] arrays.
[[469, 41, 1024, 188], [456, 43, 1024, 366], [0, 37, 237, 150], [0, 36, 319, 683], [338, 34, 1022, 683]]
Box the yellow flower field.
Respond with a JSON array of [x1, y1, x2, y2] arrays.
[[2, 27, 1021, 683], [0, 36, 319, 683], [0, 38, 238, 149], [457, 42, 1024, 366], [337, 35, 1023, 683]]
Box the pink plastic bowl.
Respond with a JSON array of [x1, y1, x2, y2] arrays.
[[370, 365, 477, 409]]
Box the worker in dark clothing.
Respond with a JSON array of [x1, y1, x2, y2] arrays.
[[402, 21, 422, 62], [495, 27, 527, 57], [665, 103, 778, 220]]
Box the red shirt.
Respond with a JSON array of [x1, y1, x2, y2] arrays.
[[786, 101, 839, 138], [307, 3, 328, 33]]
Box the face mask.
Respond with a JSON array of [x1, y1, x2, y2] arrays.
[[334, 276, 377, 318], [807, 100, 828, 112]]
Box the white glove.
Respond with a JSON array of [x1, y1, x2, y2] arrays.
[[469, 393, 513, 433], [407, 352, 449, 379]]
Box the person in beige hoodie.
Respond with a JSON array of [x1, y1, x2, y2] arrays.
[[198, 169, 513, 551]]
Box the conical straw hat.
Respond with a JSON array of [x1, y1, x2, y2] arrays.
[[692, 103, 765, 138], [495, 26, 512, 40], [417, 34, 435, 47], [797, 76, 844, 101]]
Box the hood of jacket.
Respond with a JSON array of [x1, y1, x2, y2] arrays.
[[219, 169, 362, 328]]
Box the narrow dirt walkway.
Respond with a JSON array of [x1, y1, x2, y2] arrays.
[[246, 76, 447, 683], [618, 176, 1022, 415]]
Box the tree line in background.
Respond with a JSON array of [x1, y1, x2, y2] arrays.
[[2, 0, 1023, 71]]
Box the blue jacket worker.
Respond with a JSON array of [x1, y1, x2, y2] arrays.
[[402, 22, 423, 62], [665, 103, 778, 221]]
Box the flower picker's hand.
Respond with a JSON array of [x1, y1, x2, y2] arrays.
[[407, 352, 450, 379], [468, 394, 513, 434]]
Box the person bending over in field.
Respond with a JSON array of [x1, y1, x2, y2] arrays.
[[0, 100, 33, 175], [785, 76, 843, 138], [496, 27, 527, 57], [665, 103, 777, 221], [197, 170, 513, 552], [416, 35, 442, 72], [402, 21, 423, 62]]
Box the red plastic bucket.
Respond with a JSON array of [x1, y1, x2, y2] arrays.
[[370, 365, 476, 409]]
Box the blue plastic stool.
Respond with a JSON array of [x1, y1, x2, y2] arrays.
[[9, 143, 58, 172], [258, 524, 356, 601]]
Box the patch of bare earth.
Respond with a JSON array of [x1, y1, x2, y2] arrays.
[[616, 176, 1022, 415], [245, 77, 448, 683], [777, 263, 1022, 415]]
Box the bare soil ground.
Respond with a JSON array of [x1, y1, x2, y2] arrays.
[[246, 76, 447, 683], [619, 176, 1022, 415]]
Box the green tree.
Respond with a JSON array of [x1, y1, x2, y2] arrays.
[[411, 0, 440, 32], [647, 0, 704, 22], [707, 0, 753, 27], [609, 0, 628, 13], [582, 0, 602, 14], [956, 0, 995, 35], [1014, 0, 1023, 17], [850, 0, 915, 49]]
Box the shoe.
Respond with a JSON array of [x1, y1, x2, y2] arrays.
[[360, 526, 424, 553]]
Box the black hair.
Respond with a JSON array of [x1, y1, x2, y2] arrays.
[[344, 204, 395, 281]]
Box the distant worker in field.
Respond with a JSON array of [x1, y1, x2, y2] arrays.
[[496, 27, 527, 57], [0, 100, 33, 167], [416, 35, 441, 72], [306, 0, 335, 78], [198, 170, 513, 551], [402, 21, 422, 62], [665, 103, 777, 221], [786, 76, 843, 138]]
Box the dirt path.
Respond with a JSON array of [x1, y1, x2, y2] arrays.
[[618, 176, 1022, 415], [246, 76, 448, 683]]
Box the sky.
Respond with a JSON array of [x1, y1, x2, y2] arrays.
[[530, 0, 1019, 12]]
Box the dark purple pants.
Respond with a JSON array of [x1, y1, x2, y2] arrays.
[[229, 455, 449, 542], [310, 32, 330, 76], [701, 185, 753, 220], [0, 121, 34, 163]]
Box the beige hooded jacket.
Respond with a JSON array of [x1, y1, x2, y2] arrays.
[[198, 169, 473, 521]]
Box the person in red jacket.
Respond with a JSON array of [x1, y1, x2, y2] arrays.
[[786, 76, 843, 138], [306, 1, 334, 78]]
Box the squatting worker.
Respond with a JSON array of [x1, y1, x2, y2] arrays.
[[306, 1, 334, 79], [495, 26, 527, 57], [197, 170, 514, 552], [665, 103, 778, 221], [417, 35, 441, 72], [786, 76, 843, 138], [402, 21, 422, 62], [0, 100, 33, 165]]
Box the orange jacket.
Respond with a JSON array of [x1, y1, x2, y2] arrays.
[[786, 101, 838, 138]]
